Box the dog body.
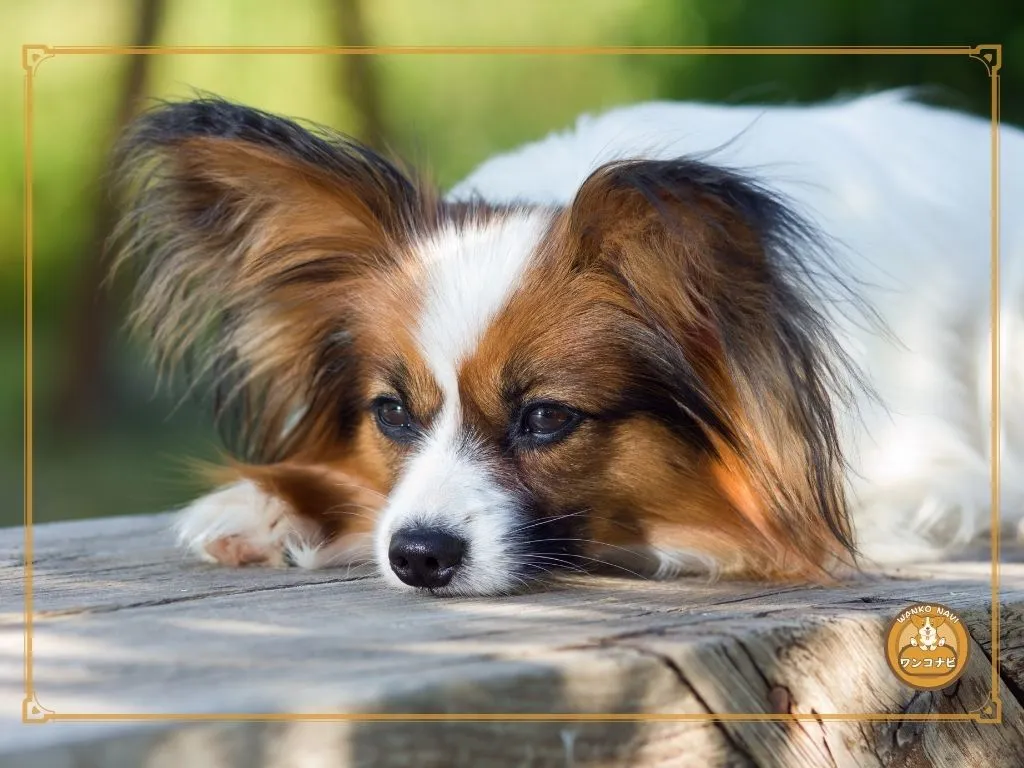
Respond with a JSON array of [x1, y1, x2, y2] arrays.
[[115, 92, 1023, 595]]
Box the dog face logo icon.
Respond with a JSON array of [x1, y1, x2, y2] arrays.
[[885, 603, 970, 690]]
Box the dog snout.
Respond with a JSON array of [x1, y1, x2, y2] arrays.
[[388, 527, 466, 588]]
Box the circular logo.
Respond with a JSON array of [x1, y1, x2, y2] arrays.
[[885, 602, 970, 690]]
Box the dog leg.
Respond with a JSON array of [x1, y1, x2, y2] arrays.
[[175, 468, 379, 570]]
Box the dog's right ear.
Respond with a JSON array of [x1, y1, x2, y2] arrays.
[[111, 98, 440, 462]]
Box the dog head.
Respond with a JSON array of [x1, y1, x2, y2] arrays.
[[113, 98, 861, 594]]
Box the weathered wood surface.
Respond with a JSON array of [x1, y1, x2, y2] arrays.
[[2, 513, 1023, 767]]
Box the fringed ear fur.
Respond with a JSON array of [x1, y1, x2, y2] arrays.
[[110, 97, 441, 464], [567, 158, 871, 578]]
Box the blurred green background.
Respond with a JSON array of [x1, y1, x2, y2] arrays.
[[5, 0, 1023, 527]]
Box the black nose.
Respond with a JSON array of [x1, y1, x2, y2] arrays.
[[388, 528, 466, 589]]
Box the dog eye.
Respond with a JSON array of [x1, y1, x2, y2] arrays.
[[522, 403, 580, 440], [374, 397, 413, 437]]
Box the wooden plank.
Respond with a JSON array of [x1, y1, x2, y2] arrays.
[[1, 514, 1021, 767]]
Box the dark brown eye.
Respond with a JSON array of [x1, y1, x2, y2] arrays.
[[375, 398, 411, 432], [523, 403, 579, 439]]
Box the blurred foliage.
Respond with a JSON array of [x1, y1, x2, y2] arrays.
[[4, 0, 1022, 526]]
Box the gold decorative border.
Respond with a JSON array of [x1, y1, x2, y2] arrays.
[[21, 43, 1003, 725]]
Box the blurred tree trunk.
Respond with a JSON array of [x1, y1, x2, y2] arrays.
[[54, 0, 165, 430], [333, 0, 386, 149]]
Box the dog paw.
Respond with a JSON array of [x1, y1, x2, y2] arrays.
[[176, 481, 296, 568], [204, 532, 287, 567]]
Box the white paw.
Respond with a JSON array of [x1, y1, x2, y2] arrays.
[[174, 480, 375, 571], [175, 481, 303, 567]]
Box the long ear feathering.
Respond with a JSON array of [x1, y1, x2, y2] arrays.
[[569, 158, 878, 577], [108, 97, 440, 463]]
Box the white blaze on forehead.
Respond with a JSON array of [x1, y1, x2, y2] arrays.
[[414, 210, 552, 393], [373, 210, 551, 595]]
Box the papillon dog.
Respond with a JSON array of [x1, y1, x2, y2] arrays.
[[111, 90, 1023, 595]]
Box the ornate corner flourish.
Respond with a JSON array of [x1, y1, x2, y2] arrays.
[[21, 44, 55, 76], [22, 692, 55, 724], [976, 697, 1002, 724], [969, 45, 1002, 77]]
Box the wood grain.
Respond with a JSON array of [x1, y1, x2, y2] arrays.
[[1, 514, 1020, 767]]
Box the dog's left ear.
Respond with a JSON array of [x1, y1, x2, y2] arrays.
[[568, 158, 863, 577]]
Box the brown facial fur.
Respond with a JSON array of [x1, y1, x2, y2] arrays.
[[555, 159, 858, 579], [449, 207, 851, 581]]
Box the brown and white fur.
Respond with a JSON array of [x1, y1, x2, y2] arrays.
[[111, 92, 1023, 595]]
